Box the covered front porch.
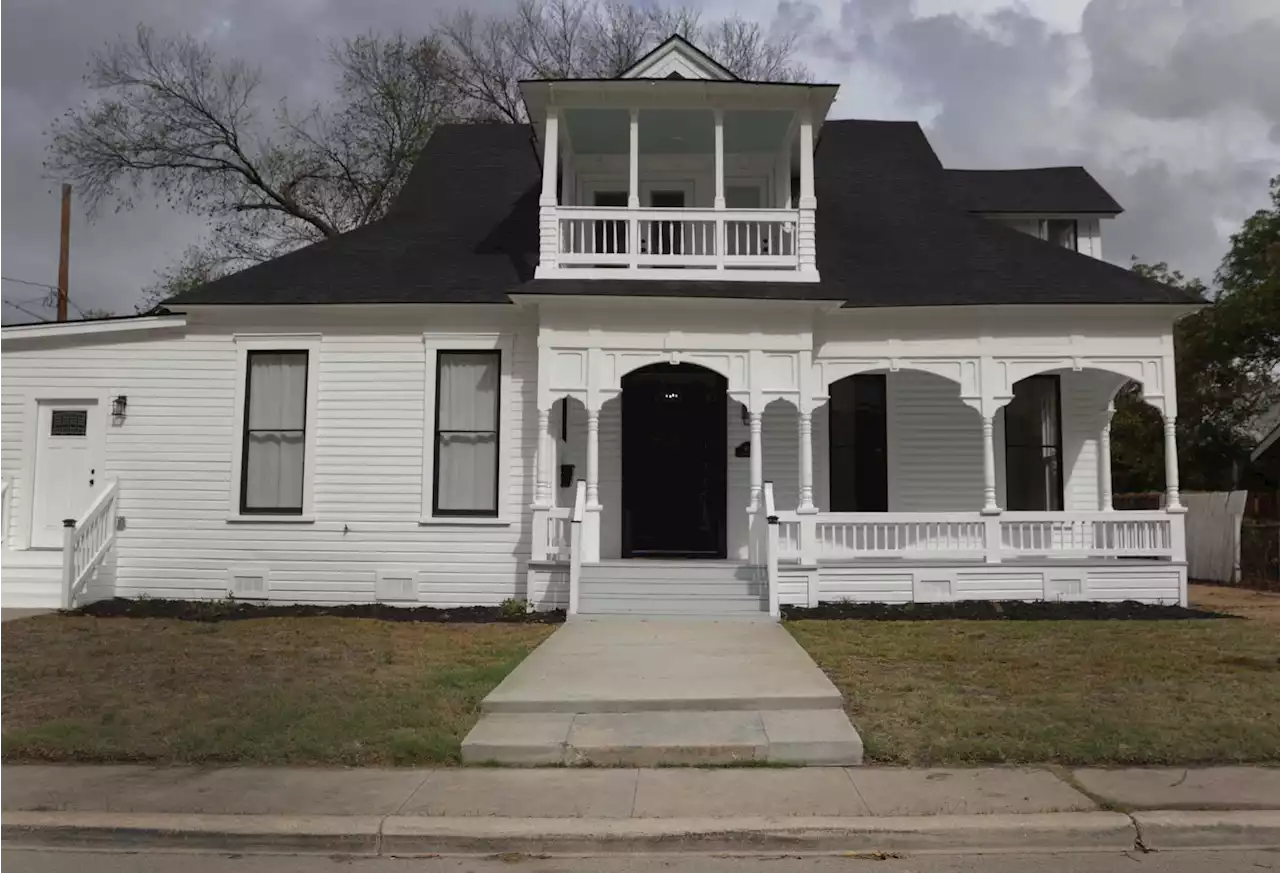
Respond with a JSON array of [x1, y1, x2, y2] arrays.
[[523, 303, 1189, 614]]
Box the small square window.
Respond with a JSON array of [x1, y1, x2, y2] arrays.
[[50, 410, 88, 436]]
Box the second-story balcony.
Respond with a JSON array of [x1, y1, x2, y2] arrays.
[[521, 71, 837, 282]]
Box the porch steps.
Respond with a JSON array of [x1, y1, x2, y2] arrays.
[[577, 560, 767, 617], [1, 551, 62, 608]]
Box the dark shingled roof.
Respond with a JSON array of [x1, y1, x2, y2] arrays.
[[172, 120, 1199, 308], [946, 167, 1124, 215]]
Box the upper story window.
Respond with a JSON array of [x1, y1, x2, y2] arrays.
[[1041, 219, 1078, 251]]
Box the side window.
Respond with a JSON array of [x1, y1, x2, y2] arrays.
[[433, 351, 501, 517], [240, 351, 309, 514]]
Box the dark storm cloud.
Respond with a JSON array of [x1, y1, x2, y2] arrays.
[[3, 0, 1277, 322], [792, 0, 1280, 284]]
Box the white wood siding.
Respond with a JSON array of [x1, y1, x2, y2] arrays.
[[1, 315, 537, 606]]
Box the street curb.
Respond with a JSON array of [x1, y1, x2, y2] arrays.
[[381, 812, 1135, 854], [2, 813, 382, 855], [3, 810, 1142, 855], [1132, 810, 1280, 850]]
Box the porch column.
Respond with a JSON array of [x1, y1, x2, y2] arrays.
[[1163, 414, 1183, 510], [797, 107, 817, 274], [534, 407, 552, 507], [1099, 405, 1114, 511], [713, 109, 725, 209], [628, 108, 639, 209], [586, 409, 600, 508], [776, 132, 792, 209], [538, 108, 559, 272], [583, 406, 601, 562], [798, 411, 816, 512], [749, 410, 763, 512], [981, 414, 1000, 514]]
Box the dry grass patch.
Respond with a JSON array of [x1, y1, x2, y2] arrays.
[[788, 616, 1280, 766], [2, 615, 553, 765]]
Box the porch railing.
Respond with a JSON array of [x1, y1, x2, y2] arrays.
[[774, 509, 1181, 564], [61, 478, 120, 609], [567, 480, 586, 617], [531, 505, 574, 562], [999, 511, 1174, 558], [557, 206, 799, 270]]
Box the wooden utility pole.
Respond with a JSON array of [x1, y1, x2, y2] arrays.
[[56, 183, 71, 322]]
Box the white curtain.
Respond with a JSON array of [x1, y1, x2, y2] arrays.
[[245, 352, 307, 510], [436, 353, 499, 513]]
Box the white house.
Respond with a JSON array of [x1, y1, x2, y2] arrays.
[[1, 36, 1202, 615]]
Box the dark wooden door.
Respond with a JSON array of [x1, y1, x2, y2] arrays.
[[621, 364, 727, 558]]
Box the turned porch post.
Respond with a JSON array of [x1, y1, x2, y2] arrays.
[[981, 414, 1000, 514], [1163, 414, 1183, 510], [798, 411, 816, 512], [748, 410, 764, 512], [582, 404, 602, 562]]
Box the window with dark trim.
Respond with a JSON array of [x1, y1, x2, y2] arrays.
[[1042, 219, 1078, 251], [433, 350, 501, 516], [1004, 375, 1064, 511], [240, 350, 308, 514], [828, 374, 888, 512]]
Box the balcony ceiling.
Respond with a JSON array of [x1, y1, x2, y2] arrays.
[[564, 108, 795, 155]]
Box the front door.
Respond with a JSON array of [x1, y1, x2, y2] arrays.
[[621, 364, 727, 558], [30, 401, 101, 547]]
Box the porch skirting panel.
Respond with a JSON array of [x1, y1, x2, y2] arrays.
[[805, 560, 1186, 607]]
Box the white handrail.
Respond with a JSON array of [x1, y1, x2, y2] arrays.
[[567, 479, 587, 617], [763, 481, 780, 619], [61, 478, 119, 609]]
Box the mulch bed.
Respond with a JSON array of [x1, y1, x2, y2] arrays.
[[782, 599, 1230, 621], [73, 598, 565, 624]]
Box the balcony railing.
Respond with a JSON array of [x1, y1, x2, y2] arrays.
[[556, 206, 800, 270]]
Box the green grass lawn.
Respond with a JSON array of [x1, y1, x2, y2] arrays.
[[2, 615, 554, 766], [788, 603, 1280, 766]]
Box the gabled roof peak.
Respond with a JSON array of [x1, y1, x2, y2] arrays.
[[619, 33, 738, 81]]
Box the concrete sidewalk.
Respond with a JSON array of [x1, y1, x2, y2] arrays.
[[3, 764, 1279, 855]]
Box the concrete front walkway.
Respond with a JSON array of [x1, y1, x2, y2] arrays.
[[463, 619, 861, 765]]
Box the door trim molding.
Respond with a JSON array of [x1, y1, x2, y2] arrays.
[[18, 392, 108, 551]]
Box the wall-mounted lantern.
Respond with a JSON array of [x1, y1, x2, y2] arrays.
[[111, 395, 128, 419]]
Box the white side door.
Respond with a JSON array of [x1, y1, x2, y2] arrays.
[[30, 402, 101, 548]]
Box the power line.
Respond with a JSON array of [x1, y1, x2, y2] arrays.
[[1, 299, 52, 323], [0, 276, 59, 292]]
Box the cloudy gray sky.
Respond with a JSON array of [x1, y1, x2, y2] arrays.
[[2, 0, 1278, 321]]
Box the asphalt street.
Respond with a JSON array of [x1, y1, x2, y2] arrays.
[[3, 849, 1278, 872]]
